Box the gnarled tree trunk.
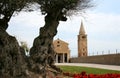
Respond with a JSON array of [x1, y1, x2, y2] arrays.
[[0, 26, 28, 78], [30, 13, 63, 77]]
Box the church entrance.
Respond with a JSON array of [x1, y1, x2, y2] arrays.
[[58, 54, 62, 63], [65, 53, 67, 62], [58, 54, 61, 63]]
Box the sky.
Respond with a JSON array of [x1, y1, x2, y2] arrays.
[[7, 0, 120, 57]]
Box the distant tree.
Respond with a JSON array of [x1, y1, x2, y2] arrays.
[[20, 41, 29, 52], [29, 0, 93, 76]]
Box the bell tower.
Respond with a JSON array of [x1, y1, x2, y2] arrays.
[[78, 21, 88, 57]]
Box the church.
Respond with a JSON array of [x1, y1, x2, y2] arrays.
[[53, 21, 88, 63], [53, 39, 70, 63]]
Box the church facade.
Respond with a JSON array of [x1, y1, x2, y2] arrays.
[[53, 21, 88, 63], [78, 21, 88, 57], [53, 39, 70, 63]]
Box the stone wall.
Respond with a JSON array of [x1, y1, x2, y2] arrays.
[[70, 54, 120, 65]]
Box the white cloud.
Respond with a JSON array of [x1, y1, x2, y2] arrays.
[[9, 11, 45, 27], [84, 12, 120, 55], [8, 11, 45, 47]]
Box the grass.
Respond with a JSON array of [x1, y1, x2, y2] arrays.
[[58, 65, 120, 74]]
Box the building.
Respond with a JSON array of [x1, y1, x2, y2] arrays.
[[78, 21, 88, 57], [53, 39, 70, 63]]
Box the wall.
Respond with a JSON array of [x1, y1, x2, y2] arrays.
[[70, 54, 120, 65]]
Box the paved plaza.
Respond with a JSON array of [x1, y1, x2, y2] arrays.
[[55, 63, 120, 71]]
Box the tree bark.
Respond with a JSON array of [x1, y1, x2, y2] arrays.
[[30, 13, 62, 77], [0, 27, 28, 78], [0, 18, 9, 30], [0, 11, 13, 30]]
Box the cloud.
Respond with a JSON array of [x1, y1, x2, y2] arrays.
[[86, 12, 120, 33], [7, 11, 45, 47], [85, 12, 120, 54], [9, 11, 45, 27]]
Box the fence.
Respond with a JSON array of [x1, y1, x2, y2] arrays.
[[88, 49, 120, 56]]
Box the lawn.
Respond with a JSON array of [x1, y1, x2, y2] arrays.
[[58, 65, 120, 74]]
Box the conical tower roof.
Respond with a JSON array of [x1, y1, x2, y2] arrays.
[[79, 20, 85, 35]]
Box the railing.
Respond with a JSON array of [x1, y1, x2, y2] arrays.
[[88, 49, 120, 56]]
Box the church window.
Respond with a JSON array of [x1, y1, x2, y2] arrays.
[[57, 41, 60, 47], [57, 41, 60, 43], [57, 45, 60, 47], [83, 53, 85, 56], [83, 48, 85, 51], [82, 36, 86, 38]]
